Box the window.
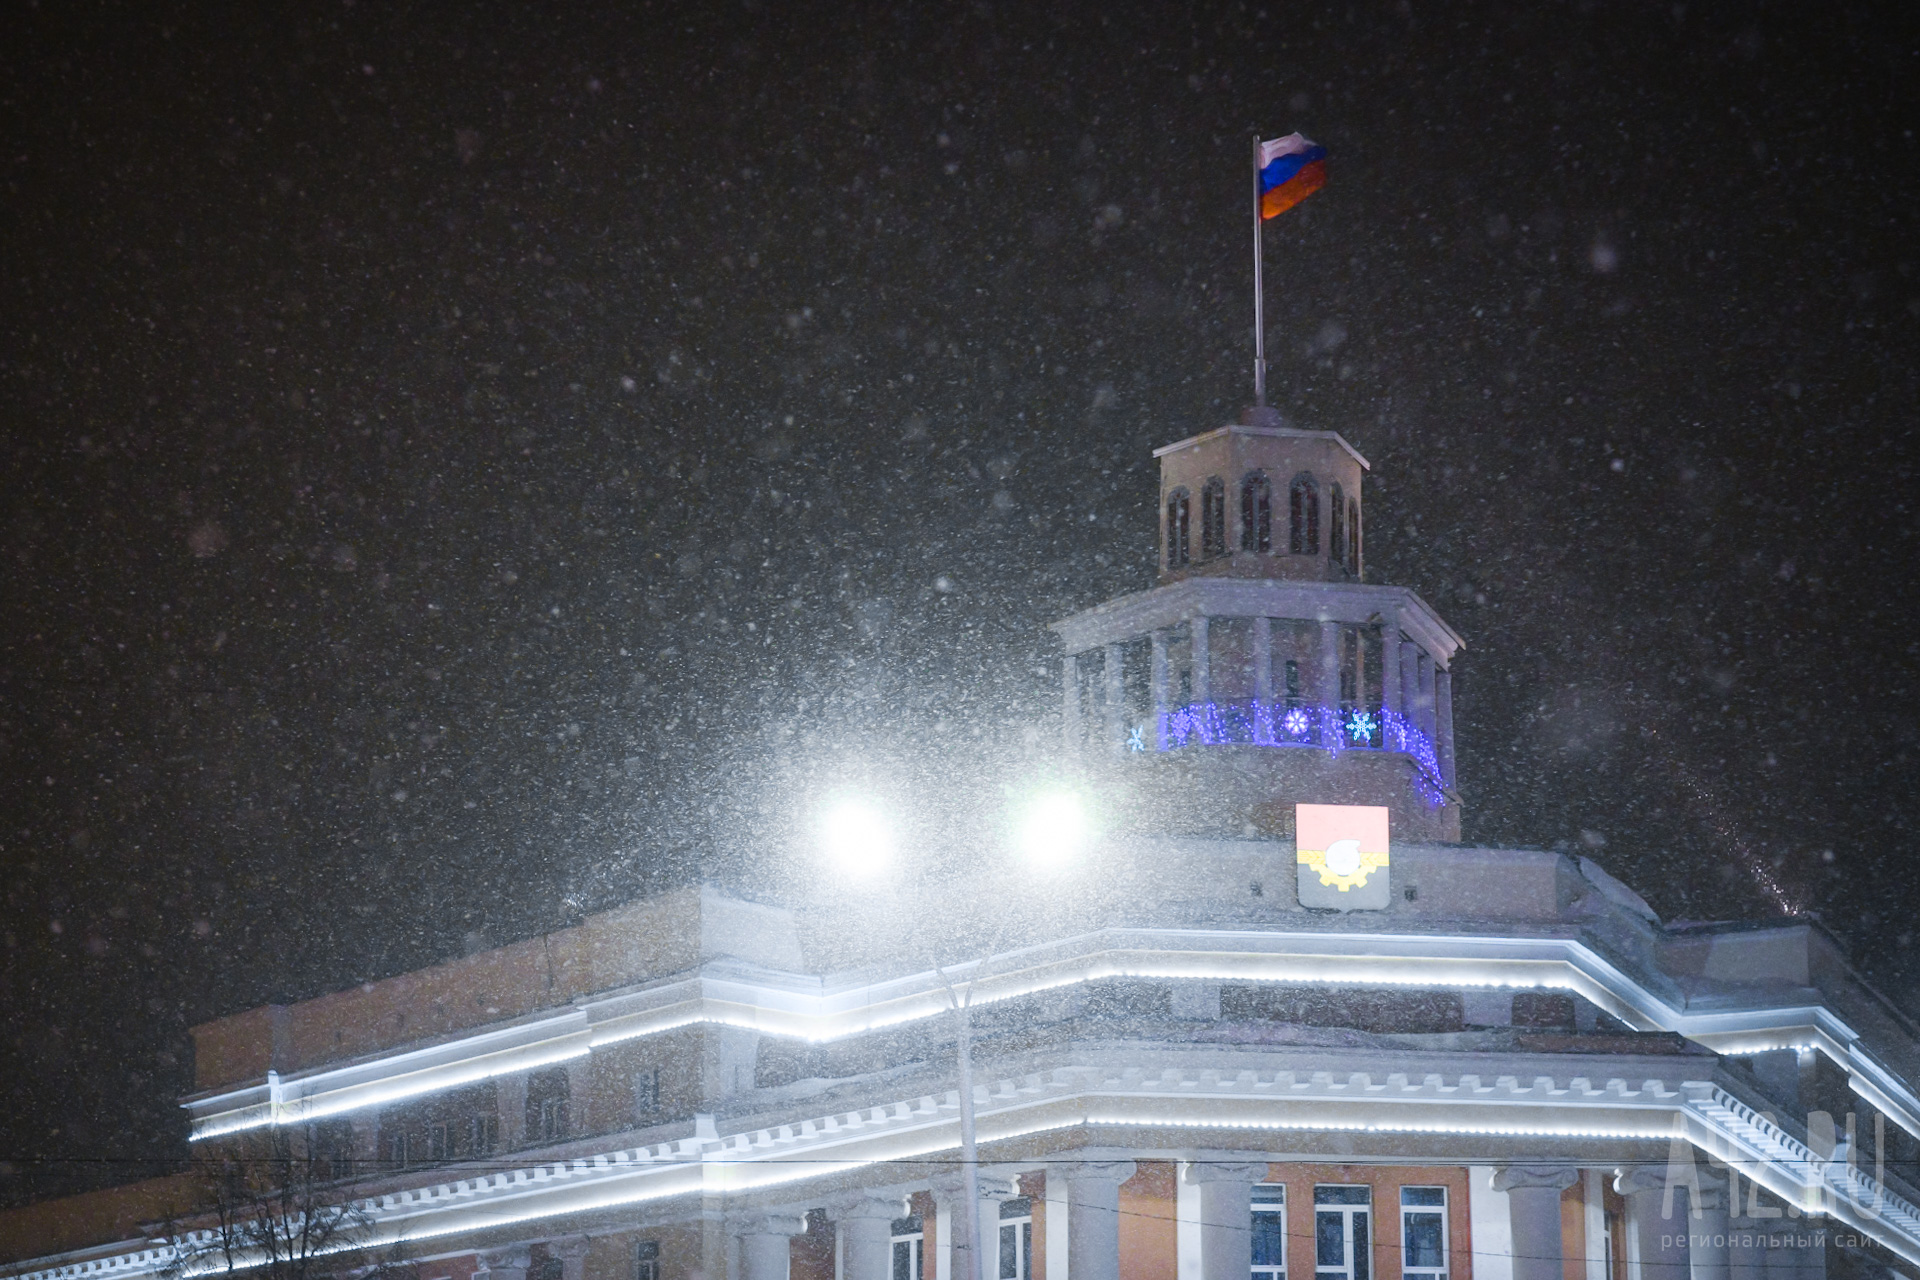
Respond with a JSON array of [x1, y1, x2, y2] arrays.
[[428, 1121, 452, 1163], [531, 1258, 565, 1280], [1289, 474, 1320, 555], [538, 1095, 568, 1142], [383, 1128, 411, 1169], [527, 1067, 570, 1143], [635, 1241, 660, 1280], [1346, 498, 1360, 574], [1201, 477, 1227, 559], [312, 1120, 354, 1180], [633, 1066, 661, 1124], [1252, 1184, 1287, 1280], [1167, 489, 1191, 568], [1314, 1186, 1371, 1280], [1284, 659, 1301, 700], [1241, 471, 1274, 553], [892, 1216, 924, 1280], [997, 1198, 1033, 1280], [469, 1111, 499, 1156], [1329, 483, 1346, 567], [1400, 1188, 1446, 1280]]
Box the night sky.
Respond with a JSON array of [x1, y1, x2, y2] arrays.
[[4, 0, 1918, 1208]]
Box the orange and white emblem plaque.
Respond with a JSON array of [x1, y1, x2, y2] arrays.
[[1296, 803, 1391, 910]]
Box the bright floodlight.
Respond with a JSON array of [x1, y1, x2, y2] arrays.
[[820, 801, 893, 877], [1016, 793, 1089, 870]]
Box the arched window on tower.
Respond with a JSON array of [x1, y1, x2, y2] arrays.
[[1289, 473, 1319, 555], [1346, 497, 1360, 575], [1329, 483, 1346, 567], [1166, 488, 1191, 569], [1240, 471, 1273, 553], [1200, 476, 1226, 559]]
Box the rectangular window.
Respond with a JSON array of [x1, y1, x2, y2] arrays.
[[892, 1216, 924, 1280], [538, 1095, 568, 1142], [469, 1112, 499, 1156], [1400, 1188, 1446, 1280], [383, 1129, 411, 1169], [428, 1121, 452, 1163], [1314, 1186, 1371, 1280], [998, 1199, 1033, 1280], [636, 1240, 660, 1280], [1252, 1183, 1286, 1280], [633, 1067, 661, 1123], [313, 1119, 354, 1180]]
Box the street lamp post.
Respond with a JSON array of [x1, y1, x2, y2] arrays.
[[817, 792, 1089, 1280]]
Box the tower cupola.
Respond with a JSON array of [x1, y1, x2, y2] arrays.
[[1053, 408, 1464, 843], [1157, 408, 1368, 585]]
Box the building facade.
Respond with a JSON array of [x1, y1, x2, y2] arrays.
[[5, 409, 1920, 1280]]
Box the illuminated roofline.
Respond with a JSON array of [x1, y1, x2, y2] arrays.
[[181, 925, 1920, 1149]]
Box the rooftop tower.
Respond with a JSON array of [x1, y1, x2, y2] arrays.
[[1052, 406, 1464, 842]]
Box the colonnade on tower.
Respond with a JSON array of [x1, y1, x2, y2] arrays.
[[1052, 409, 1465, 842]]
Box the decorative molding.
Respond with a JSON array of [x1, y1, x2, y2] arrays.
[[1491, 1166, 1580, 1193]]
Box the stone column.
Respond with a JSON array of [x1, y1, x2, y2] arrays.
[[475, 1247, 532, 1280], [1103, 643, 1125, 754], [1062, 653, 1081, 758], [1042, 1171, 1070, 1280], [1190, 616, 1210, 705], [978, 1183, 1018, 1280], [1317, 620, 1341, 705], [1416, 650, 1435, 740], [836, 1195, 901, 1280], [552, 1237, 592, 1280], [1252, 617, 1272, 704], [1398, 640, 1419, 732], [1493, 1166, 1579, 1280], [1435, 666, 1455, 785], [1689, 1176, 1730, 1280], [738, 1215, 805, 1280], [1618, 1167, 1691, 1280], [1185, 1160, 1272, 1280], [1379, 624, 1401, 719], [1065, 1159, 1136, 1280], [1150, 629, 1169, 749], [930, 1173, 970, 1280]]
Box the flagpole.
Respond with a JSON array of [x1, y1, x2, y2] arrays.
[[1252, 135, 1266, 408]]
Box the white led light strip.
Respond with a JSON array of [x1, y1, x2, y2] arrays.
[[182, 926, 1920, 1150], [36, 1067, 1920, 1280]]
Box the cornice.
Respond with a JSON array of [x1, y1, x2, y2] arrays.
[[182, 923, 1920, 1151]]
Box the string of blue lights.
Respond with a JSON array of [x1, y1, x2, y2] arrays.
[[1133, 700, 1448, 808]]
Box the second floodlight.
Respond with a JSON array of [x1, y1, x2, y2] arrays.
[[819, 800, 894, 877], [1015, 793, 1090, 870]]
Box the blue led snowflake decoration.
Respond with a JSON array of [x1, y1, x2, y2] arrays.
[[1281, 706, 1311, 737], [1345, 709, 1378, 741]]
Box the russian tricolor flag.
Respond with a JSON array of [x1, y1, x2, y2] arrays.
[[1258, 133, 1326, 219]]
